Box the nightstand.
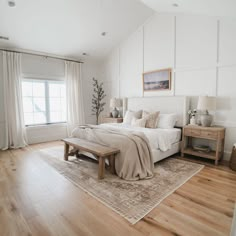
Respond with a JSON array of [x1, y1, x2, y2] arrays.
[[102, 117, 123, 124], [181, 125, 225, 165]]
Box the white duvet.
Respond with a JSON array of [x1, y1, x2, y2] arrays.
[[100, 123, 181, 152]]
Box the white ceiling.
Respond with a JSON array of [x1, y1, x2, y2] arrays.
[[1, 0, 235, 61], [140, 0, 236, 18], [0, 0, 153, 59]]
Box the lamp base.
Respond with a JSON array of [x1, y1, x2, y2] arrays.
[[200, 114, 213, 127], [112, 108, 119, 118]]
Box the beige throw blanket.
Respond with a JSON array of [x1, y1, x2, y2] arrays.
[[72, 125, 154, 181]]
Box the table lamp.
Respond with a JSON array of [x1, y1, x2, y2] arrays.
[[110, 98, 122, 118], [197, 96, 216, 127]]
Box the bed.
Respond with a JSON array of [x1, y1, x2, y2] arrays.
[[100, 123, 182, 163], [72, 96, 190, 180], [122, 96, 190, 163]]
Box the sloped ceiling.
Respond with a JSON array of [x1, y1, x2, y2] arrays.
[[0, 0, 153, 59], [140, 0, 236, 18]]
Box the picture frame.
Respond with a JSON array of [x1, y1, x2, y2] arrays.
[[142, 68, 172, 92]]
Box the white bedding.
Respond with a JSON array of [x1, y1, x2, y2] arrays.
[[100, 123, 181, 152]]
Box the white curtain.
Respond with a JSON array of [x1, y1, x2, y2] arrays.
[[2, 51, 27, 150], [65, 61, 85, 135]]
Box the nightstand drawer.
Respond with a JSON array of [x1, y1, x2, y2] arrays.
[[191, 129, 201, 137], [103, 119, 116, 123], [184, 128, 201, 137], [201, 131, 218, 139], [102, 117, 123, 124], [184, 128, 192, 136]]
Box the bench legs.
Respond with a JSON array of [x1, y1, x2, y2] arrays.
[[109, 154, 116, 174], [98, 155, 116, 179], [98, 154, 116, 179], [64, 143, 69, 161], [98, 156, 105, 179], [64, 143, 80, 161]]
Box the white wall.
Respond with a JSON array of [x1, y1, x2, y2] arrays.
[[100, 13, 236, 160], [99, 48, 120, 117], [0, 53, 98, 147]]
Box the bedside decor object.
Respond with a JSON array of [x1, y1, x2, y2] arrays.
[[190, 117, 196, 125], [143, 68, 171, 92], [230, 144, 236, 171], [181, 125, 225, 165], [193, 145, 211, 153], [188, 109, 197, 125], [119, 107, 124, 118], [91, 78, 106, 125], [110, 98, 122, 118], [197, 96, 216, 127]]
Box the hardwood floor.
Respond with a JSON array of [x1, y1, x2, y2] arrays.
[[0, 141, 235, 236]]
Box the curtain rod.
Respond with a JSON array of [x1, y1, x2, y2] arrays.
[[0, 48, 83, 64]]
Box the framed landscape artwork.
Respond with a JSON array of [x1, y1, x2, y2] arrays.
[[143, 68, 171, 92]]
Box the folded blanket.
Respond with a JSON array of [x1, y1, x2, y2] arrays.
[[72, 125, 154, 181]]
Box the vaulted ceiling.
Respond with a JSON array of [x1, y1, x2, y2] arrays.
[[0, 0, 153, 59], [1, 0, 235, 60]]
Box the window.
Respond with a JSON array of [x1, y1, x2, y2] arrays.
[[22, 79, 66, 126]]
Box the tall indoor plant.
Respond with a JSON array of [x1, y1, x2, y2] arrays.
[[91, 78, 106, 125]]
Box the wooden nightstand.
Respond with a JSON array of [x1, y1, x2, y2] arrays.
[[102, 117, 123, 124], [181, 125, 225, 165]]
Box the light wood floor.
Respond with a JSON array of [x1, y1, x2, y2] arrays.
[[0, 141, 235, 236]]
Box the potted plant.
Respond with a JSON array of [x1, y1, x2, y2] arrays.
[[188, 109, 197, 125], [91, 78, 106, 125]]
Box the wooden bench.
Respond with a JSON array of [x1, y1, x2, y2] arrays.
[[62, 138, 120, 179]]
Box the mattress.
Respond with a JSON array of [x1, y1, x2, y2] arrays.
[[152, 142, 181, 163], [100, 123, 181, 152]]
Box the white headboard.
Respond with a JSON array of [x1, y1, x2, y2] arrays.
[[124, 96, 190, 127]]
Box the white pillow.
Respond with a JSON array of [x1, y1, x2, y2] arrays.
[[123, 110, 142, 124], [131, 117, 146, 127], [157, 114, 177, 129]]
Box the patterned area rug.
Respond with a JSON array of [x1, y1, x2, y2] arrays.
[[39, 146, 204, 224]]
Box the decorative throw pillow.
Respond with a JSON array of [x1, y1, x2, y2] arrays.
[[123, 110, 142, 124], [131, 117, 146, 127], [157, 113, 178, 129], [142, 111, 160, 128]]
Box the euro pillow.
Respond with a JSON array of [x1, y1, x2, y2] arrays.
[[157, 113, 177, 129], [142, 111, 160, 129], [131, 117, 146, 127], [123, 110, 142, 124]]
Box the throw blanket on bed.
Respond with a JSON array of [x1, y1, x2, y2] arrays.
[[100, 123, 181, 151], [72, 125, 154, 181]]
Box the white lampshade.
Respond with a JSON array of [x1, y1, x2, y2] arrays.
[[197, 96, 216, 111], [110, 98, 122, 108]]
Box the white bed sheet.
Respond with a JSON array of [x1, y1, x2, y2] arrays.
[[100, 123, 181, 152]]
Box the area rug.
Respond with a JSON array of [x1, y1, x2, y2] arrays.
[[38, 146, 204, 224]]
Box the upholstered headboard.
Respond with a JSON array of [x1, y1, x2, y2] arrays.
[[123, 96, 190, 127]]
